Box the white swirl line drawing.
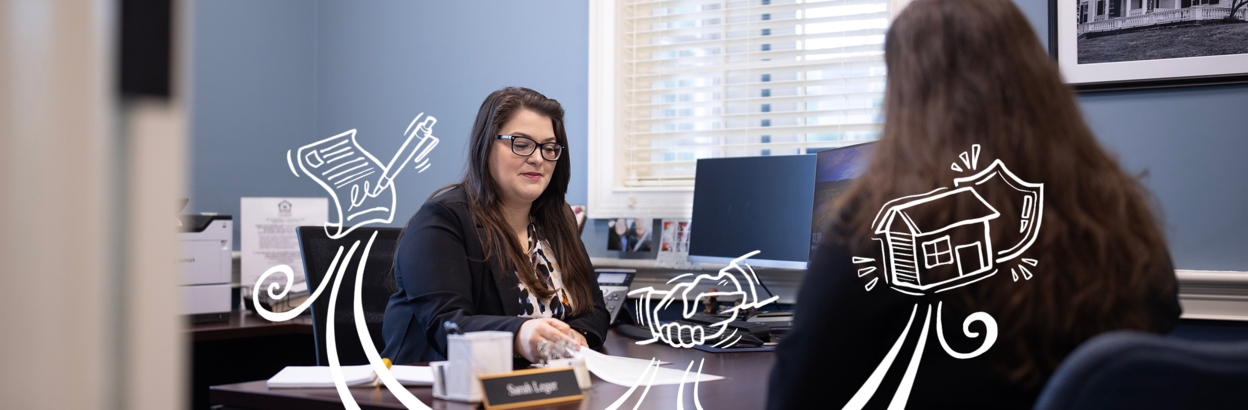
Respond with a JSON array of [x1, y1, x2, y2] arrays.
[[253, 115, 443, 409], [602, 358, 660, 410], [627, 250, 778, 349], [891, 304, 932, 410], [254, 233, 432, 409], [287, 113, 439, 239], [843, 304, 917, 409], [323, 235, 361, 409], [845, 144, 1035, 409], [602, 357, 709, 410], [936, 301, 998, 359], [676, 358, 707, 410], [351, 232, 429, 409]]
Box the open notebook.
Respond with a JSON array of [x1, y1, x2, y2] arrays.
[[267, 364, 434, 388]]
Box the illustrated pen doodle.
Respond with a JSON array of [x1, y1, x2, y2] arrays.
[[376, 115, 438, 192]]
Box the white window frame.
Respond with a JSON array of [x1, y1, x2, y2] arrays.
[[588, 0, 915, 219], [590, 0, 692, 219]]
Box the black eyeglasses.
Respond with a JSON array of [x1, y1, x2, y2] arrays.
[[497, 135, 563, 161]]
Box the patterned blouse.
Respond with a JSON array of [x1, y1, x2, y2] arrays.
[[515, 222, 573, 319]]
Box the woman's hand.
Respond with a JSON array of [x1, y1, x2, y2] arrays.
[[569, 330, 587, 347], [514, 318, 578, 362]]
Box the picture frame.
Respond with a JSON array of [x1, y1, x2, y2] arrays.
[[1050, 0, 1248, 91]]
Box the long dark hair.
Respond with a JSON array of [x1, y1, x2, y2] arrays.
[[435, 87, 594, 316], [829, 0, 1175, 388]]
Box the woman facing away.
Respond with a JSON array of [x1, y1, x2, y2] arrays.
[[380, 87, 608, 365], [767, 0, 1180, 408]]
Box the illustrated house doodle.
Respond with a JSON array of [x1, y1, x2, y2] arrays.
[[873, 187, 1001, 295], [844, 145, 1045, 409]]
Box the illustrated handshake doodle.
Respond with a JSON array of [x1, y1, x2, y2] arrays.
[[627, 251, 779, 349], [286, 113, 440, 239]]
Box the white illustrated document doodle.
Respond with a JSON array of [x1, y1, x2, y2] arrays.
[[240, 197, 328, 299], [844, 144, 1040, 409], [287, 113, 439, 239], [248, 113, 444, 410]]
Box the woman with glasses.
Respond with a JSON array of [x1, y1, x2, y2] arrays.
[[381, 87, 608, 365]]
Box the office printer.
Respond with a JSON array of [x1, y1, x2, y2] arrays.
[[179, 214, 232, 322]]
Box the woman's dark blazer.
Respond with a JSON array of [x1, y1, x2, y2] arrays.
[[380, 187, 610, 365]]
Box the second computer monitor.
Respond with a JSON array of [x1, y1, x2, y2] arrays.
[[810, 142, 875, 258]]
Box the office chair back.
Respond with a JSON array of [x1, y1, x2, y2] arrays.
[[296, 226, 401, 366], [1034, 330, 1248, 409]]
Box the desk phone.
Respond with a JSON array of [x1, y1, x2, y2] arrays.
[[595, 269, 635, 325]]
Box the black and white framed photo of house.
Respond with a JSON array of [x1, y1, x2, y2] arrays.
[[1053, 0, 1248, 90]]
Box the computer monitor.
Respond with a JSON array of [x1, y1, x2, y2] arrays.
[[810, 142, 875, 257], [688, 155, 817, 270]]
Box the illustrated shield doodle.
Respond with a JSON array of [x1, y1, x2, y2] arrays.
[[952, 159, 1043, 263]]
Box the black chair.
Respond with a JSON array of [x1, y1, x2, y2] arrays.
[[296, 226, 401, 366], [1034, 330, 1248, 409]]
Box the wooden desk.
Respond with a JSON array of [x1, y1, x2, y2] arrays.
[[210, 329, 775, 409], [190, 310, 315, 342], [191, 310, 317, 410]]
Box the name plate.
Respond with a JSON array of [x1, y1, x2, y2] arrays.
[[478, 367, 583, 410]]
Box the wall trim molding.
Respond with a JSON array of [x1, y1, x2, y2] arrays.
[[594, 260, 1248, 321], [1177, 269, 1248, 321]]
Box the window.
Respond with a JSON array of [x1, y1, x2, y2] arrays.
[[589, 0, 900, 218], [922, 236, 953, 268]]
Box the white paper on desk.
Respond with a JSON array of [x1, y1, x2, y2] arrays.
[[241, 197, 328, 298], [267, 365, 376, 388], [388, 365, 434, 386], [577, 348, 723, 387]]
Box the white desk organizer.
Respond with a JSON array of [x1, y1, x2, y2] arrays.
[[431, 331, 512, 403]]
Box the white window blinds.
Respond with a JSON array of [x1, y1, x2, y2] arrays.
[[618, 0, 889, 188]]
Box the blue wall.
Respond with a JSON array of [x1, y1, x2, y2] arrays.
[[193, 0, 1248, 271], [191, 0, 589, 249], [1013, 0, 1248, 271], [190, 0, 320, 235]]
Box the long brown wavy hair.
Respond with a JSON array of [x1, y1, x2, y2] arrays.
[[829, 0, 1176, 388], [433, 87, 595, 316]]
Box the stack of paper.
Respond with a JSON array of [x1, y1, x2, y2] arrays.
[[577, 349, 723, 387], [267, 365, 377, 388], [267, 364, 434, 388], [388, 365, 434, 386]]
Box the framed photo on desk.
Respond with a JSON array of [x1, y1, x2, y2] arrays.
[[1052, 1, 1248, 91]]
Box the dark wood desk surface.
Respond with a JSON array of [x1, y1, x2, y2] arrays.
[[190, 310, 319, 410], [189, 310, 314, 342], [210, 329, 775, 409]]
